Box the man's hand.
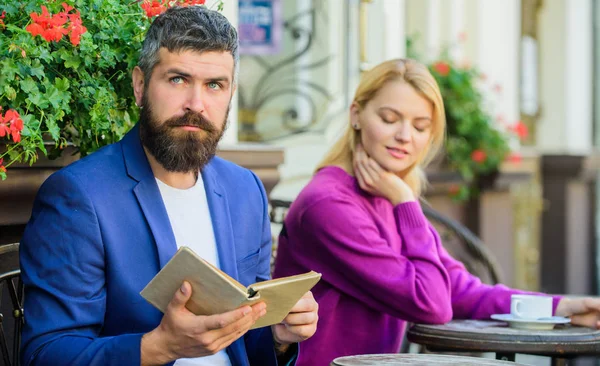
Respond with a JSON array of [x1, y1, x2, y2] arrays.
[[555, 297, 600, 329], [271, 291, 319, 346], [141, 281, 267, 365]]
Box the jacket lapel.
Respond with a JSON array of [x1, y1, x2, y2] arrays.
[[202, 162, 238, 279], [122, 125, 177, 268]]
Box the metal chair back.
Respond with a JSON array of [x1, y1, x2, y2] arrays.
[[0, 243, 23, 366]]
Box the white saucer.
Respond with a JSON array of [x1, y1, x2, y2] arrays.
[[490, 314, 570, 330]]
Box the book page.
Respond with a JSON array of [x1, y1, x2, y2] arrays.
[[245, 271, 322, 329]]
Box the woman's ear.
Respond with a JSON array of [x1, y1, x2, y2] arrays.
[[350, 102, 360, 130]]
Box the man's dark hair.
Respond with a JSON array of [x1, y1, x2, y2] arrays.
[[138, 6, 239, 85]]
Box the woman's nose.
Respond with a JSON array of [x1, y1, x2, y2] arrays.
[[395, 121, 412, 142]]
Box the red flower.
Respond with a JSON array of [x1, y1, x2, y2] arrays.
[[4, 109, 23, 143], [433, 61, 451, 76], [0, 109, 9, 138], [67, 12, 87, 46], [6, 110, 23, 132], [0, 120, 10, 137], [11, 131, 21, 143], [448, 184, 461, 195], [26, 22, 45, 37], [506, 152, 522, 164], [141, 1, 167, 18], [26, 5, 86, 45], [181, 0, 207, 5], [0, 166, 6, 174], [0, 10, 6, 28], [471, 149, 487, 163], [511, 120, 529, 140], [41, 26, 68, 42], [30, 6, 52, 28], [62, 2, 74, 12]]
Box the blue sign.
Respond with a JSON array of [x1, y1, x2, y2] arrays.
[[239, 0, 282, 55]]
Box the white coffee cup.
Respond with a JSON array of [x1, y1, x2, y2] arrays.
[[510, 294, 552, 319]]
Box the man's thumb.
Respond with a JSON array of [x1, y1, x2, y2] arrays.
[[171, 281, 192, 308]]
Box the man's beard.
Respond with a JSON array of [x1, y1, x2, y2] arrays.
[[139, 95, 229, 173]]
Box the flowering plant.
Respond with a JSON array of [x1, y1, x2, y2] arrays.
[[428, 59, 527, 201], [0, 0, 221, 180]]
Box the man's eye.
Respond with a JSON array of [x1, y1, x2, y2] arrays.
[[170, 76, 184, 84], [208, 82, 222, 90]]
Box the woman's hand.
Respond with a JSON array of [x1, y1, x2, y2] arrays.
[[353, 144, 415, 205], [555, 297, 600, 329]]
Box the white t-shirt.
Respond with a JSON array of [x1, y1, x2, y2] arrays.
[[156, 175, 232, 366]]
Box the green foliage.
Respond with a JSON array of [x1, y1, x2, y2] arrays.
[[429, 59, 512, 200], [408, 38, 517, 200], [0, 0, 145, 175]]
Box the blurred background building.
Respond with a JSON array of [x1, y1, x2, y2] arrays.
[[0, 0, 597, 298], [223, 0, 600, 297]]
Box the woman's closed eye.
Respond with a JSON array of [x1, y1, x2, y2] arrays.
[[413, 120, 431, 132], [380, 113, 398, 124]]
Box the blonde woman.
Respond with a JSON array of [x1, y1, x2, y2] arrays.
[[273, 59, 600, 366]]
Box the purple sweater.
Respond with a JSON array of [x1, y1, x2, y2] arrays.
[[273, 166, 560, 366]]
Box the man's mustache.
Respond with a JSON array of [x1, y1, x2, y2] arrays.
[[164, 112, 217, 133]]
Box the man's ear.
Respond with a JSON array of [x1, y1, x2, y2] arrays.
[[132, 66, 145, 107]]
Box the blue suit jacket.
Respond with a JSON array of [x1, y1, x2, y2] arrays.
[[20, 125, 278, 365]]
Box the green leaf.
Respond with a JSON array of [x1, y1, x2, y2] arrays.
[[30, 60, 45, 79], [28, 92, 49, 109], [45, 115, 61, 141], [45, 85, 64, 109], [20, 78, 39, 95], [61, 52, 82, 70], [3, 86, 17, 101], [55, 77, 70, 92], [0, 59, 19, 81]]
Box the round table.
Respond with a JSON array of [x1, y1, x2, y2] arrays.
[[407, 319, 600, 366], [330, 353, 528, 365]]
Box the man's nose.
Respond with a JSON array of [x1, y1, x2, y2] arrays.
[[183, 86, 206, 113]]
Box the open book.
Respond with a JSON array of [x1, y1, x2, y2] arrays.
[[140, 246, 321, 329]]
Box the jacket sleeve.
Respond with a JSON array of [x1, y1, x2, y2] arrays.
[[439, 244, 562, 319], [293, 196, 452, 324], [20, 170, 145, 366]]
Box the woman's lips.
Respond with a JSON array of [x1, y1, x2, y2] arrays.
[[386, 147, 408, 159]]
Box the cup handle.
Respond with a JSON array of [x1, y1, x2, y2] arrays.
[[511, 299, 523, 317]]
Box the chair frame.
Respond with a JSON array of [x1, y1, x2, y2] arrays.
[[0, 243, 23, 366]]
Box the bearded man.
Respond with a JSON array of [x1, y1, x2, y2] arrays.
[[19, 6, 318, 366]]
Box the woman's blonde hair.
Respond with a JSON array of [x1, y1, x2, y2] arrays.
[[316, 58, 446, 197]]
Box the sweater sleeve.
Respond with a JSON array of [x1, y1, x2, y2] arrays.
[[438, 243, 562, 319], [295, 196, 452, 324]]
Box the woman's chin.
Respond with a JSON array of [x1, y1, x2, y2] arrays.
[[378, 160, 412, 174]]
